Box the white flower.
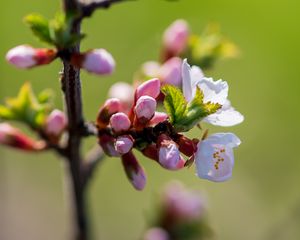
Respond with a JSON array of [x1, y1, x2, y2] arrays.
[[195, 133, 241, 182], [182, 59, 244, 127]]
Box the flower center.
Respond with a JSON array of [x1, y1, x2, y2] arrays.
[[212, 147, 226, 170]]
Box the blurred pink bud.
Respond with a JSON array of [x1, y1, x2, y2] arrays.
[[143, 227, 169, 240], [163, 19, 190, 56], [97, 98, 122, 128], [99, 134, 120, 157], [149, 112, 168, 126], [110, 112, 131, 133], [141, 61, 161, 78], [159, 57, 182, 86], [135, 78, 161, 100], [115, 135, 134, 154], [82, 49, 115, 75], [157, 134, 182, 170], [108, 82, 134, 108], [162, 181, 205, 220], [0, 123, 46, 151], [6, 45, 56, 69], [122, 151, 146, 191], [134, 96, 157, 122], [45, 110, 67, 136]]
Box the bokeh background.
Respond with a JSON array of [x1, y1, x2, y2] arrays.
[[1, 0, 300, 239]]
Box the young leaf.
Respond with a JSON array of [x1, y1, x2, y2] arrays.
[[161, 85, 187, 124], [24, 14, 53, 44], [175, 87, 221, 132]]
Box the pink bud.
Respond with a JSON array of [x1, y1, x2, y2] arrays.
[[99, 134, 120, 157], [134, 96, 157, 122], [148, 112, 168, 126], [163, 19, 190, 56], [157, 134, 181, 170], [143, 228, 169, 240], [97, 98, 122, 128], [135, 78, 161, 100], [45, 110, 67, 136], [108, 82, 134, 108], [115, 135, 134, 154], [159, 57, 182, 86], [110, 112, 131, 133], [82, 49, 115, 75], [162, 182, 205, 220], [141, 61, 161, 78], [0, 123, 46, 151], [122, 151, 146, 191], [6, 45, 56, 69]]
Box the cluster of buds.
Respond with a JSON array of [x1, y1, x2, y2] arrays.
[[97, 58, 243, 190], [97, 78, 196, 190], [6, 45, 115, 75], [143, 182, 212, 240]]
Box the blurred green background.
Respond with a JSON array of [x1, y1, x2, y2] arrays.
[[1, 0, 300, 239]]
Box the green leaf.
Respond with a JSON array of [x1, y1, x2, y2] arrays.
[[24, 14, 53, 44], [0, 82, 53, 129], [161, 85, 187, 124]]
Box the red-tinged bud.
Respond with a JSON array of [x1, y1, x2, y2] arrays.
[[6, 45, 56, 69], [97, 98, 122, 128], [122, 151, 146, 191], [115, 135, 134, 154], [98, 134, 120, 157], [135, 78, 161, 100], [72, 49, 115, 75], [143, 228, 170, 240], [0, 123, 46, 151], [159, 57, 182, 87], [148, 112, 168, 126], [142, 144, 158, 161], [134, 96, 157, 123], [162, 20, 189, 58], [177, 135, 197, 157], [110, 112, 131, 133], [108, 82, 134, 109], [157, 134, 182, 170], [45, 110, 67, 136]]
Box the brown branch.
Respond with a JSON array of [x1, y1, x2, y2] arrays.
[[79, 0, 136, 18]]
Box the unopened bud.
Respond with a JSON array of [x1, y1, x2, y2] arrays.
[[115, 135, 134, 154], [6, 45, 56, 69], [134, 96, 157, 123], [98, 134, 120, 157], [143, 228, 169, 240], [97, 98, 122, 128], [0, 123, 46, 151], [149, 112, 168, 126], [157, 134, 182, 170], [135, 78, 161, 100], [79, 49, 115, 75], [159, 57, 182, 86], [45, 110, 67, 136], [110, 112, 131, 133], [122, 151, 146, 191], [163, 19, 189, 57]]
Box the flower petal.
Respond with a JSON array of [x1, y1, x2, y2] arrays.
[[204, 101, 244, 127], [197, 77, 228, 105], [182, 59, 193, 102], [195, 133, 240, 182]]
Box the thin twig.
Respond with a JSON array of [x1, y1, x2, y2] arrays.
[[82, 144, 105, 186]]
